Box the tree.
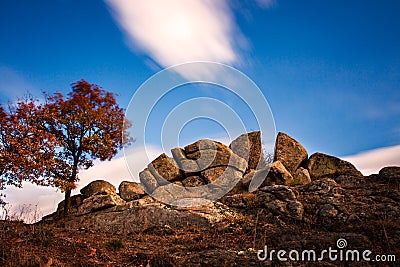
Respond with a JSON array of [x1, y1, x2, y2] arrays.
[[41, 80, 131, 215], [0, 80, 131, 214], [0, 99, 56, 205]]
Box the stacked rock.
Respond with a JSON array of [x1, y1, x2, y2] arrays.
[[139, 131, 266, 204], [45, 130, 374, 220]]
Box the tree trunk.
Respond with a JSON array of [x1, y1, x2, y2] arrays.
[[63, 151, 80, 217], [63, 189, 72, 217]]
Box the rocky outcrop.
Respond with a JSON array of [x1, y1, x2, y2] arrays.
[[186, 149, 247, 173], [171, 147, 199, 173], [229, 131, 266, 171], [307, 152, 363, 180], [264, 161, 294, 185], [80, 180, 116, 197], [40, 131, 400, 266], [148, 153, 182, 183], [138, 168, 159, 194], [139, 135, 253, 202], [379, 166, 400, 180], [45, 131, 398, 226], [274, 132, 308, 174], [77, 193, 125, 215], [293, 167, 312, 185], [50, 130, 371, 218], [118, 181, 146, 201]]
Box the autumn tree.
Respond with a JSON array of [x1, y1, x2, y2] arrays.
[[40, 80, 131, 215], [0, 100, 56, 205], [0, 80, 130, 213]]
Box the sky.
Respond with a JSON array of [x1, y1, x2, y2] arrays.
[[1, 0, 399, 219]]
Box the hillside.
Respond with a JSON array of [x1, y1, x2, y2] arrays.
[[1, 132, 399, 266]]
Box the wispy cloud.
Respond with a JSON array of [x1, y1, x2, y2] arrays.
[[343, 145, 400, 175], [255, 0, 276, 8], [0, 66, 37, 102], [105, 0, 246, 79]]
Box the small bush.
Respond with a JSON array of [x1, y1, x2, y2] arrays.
[[105, 238, 124, 251]]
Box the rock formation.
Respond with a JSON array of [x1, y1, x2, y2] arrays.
[[44, 130, 397, 219], [274, 132, 308, 174], [138, 133, 263, 203], [307, 152, 363, 180], [40, 131, 400, 265]]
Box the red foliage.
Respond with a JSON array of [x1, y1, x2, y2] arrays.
[[0, 80, 132, 211]]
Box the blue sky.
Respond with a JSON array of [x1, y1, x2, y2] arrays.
[[1, 0, 400, 217], [1, 0, 399, 157]]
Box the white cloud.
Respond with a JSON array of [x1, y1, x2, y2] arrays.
[[343, 145, 400, 175], [105, 0, 245, 79], [77, 145, 162, 188], [3, 146, 162, 222]]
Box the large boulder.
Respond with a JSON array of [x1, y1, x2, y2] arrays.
[[292, 167, 312, 185], [151, 185, 177, 204], [139, 168, 159, 194], [66, 201, 242, 236], [186, 149, 247, 173], [184, 139, 229, 154], [263, 161, 294, 186], [171, 147, 186, 162], [274, 132, 308, 174], [118, 181, 146, 201], [171, 147, 199, 173], [307, 152, 363, 180], [185, 139, 249, 172], [151, 183, 189, 204], [77, 193, 125, 215], [148, 153, 182, 183], [229, 131, 266, 171], [201, 166, 243, 185], [379, 166, 400, 181], [80, 180, 116, 197]]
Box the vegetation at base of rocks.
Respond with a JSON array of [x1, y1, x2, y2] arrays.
[[1, 205, 398, 266]]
